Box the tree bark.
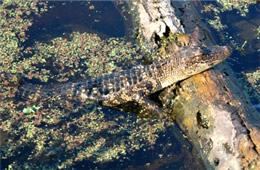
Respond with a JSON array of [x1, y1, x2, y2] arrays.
[[131, 0, 260, 169]]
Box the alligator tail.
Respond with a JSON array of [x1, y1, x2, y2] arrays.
[[0, 72, 57, 102]]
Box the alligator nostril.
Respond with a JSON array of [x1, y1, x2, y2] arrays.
[[223, 72, 229, 76]]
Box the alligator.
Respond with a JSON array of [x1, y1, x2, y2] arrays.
[[1, 45, 231, 113]]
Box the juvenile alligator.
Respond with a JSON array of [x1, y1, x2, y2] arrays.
[[1, 45, 231, 108]]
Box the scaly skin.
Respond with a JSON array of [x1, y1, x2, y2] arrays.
[[1, 45, 231, 106]]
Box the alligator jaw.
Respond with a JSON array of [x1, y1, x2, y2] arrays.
[[209, 45, 232, 64]]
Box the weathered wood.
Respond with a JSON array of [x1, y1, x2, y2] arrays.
[[131, 0, 260, 169]]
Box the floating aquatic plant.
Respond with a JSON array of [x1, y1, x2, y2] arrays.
[[23, 105, 40, 114]]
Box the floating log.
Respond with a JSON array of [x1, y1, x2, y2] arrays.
[[130, 0, 260, 169]]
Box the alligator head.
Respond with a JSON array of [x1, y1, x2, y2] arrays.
[[181, 45, 232, 76]]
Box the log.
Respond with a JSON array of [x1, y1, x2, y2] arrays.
[[131, 0, 260, 169]]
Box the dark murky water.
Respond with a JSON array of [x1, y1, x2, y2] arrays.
[[24, 1, 132, 47]]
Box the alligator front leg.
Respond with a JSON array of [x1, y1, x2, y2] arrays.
[[158, 83, 176, 109], [133, 82, 171, 119], [137, 97, 171, 119]]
